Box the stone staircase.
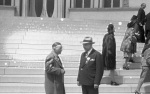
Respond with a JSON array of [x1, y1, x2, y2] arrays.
[[0, 17, 149, 94]]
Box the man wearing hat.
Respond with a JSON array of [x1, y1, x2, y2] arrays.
[[77, 37, 104, 94], [137, 3, 146, 43]]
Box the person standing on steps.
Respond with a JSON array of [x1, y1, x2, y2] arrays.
[[120, 16, 137, 70], [102, 23, 119, 85], [145, 12, 150, 39], [137, 3, 146, 43], [45, 42, 65, 94], [77, 37, 104, 94], [135, 37, 150, 94]]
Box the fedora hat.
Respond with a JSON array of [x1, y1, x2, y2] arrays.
[[81, 37, 95, 44]]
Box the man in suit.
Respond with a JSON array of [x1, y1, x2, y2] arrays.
[[45, 42, 65, 94], [137, 3, 146, 43], [77, 37, 104, 94], [145, 12, 150, 39]]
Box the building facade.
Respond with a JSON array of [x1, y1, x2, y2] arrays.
[[0, 0, 150, 21]]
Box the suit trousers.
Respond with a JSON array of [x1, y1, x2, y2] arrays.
[[82, 85, 98, 94], [137, 25, 145, 43]]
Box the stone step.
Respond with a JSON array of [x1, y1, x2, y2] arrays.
[[0, 44, 144, 52], [0, 39, 22, 44], [0, 53, 142, 64], [0, 39, 144, 50], [0, 92, 142, 94], [0, 48, 141, 57], [0, 54, 125, 62], [0, 60, 141, 69], [0, 83, 149, 93], [0, 40, 138, 48], [0, 75, 142, 84], [0, 67, 142, 76], [0, 55, 13, 60]]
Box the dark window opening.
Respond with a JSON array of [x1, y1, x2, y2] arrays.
[[113, 0, 120, 7], [5, 0, 11, 5], [0, 0, 4, 5], [104, 0, 111, 8], [84, 0, 91, 8], [75, 0, 82, 8]]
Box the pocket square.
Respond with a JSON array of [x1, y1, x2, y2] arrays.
[[90, 59, 95, 61]]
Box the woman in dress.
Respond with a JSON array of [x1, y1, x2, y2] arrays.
[[120, 18, 137, 70]]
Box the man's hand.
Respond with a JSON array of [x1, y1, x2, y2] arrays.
[[77, 81, 81, 86], [61, 69, 65, 74], [94, 84, 99, 89]]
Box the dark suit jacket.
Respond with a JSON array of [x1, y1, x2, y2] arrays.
[[45, 51, 65, 94], [77, 49, 104, 85], [137, 8, 146, 25], [146, 13, 150, 31]]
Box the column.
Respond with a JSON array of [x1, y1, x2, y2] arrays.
[[52, 0, 58, 18], [22, 0, 28, 17], [28, 0, 36, 17], [22, 0, 26, 16], [94, 0, 99, 8], [62, 0, 65, 18], [58, 0, 63, 18], [111, 0, 113, 8], [82, 0, 84, 8], [14, 0, 20, 16], [99, 0, 103, 8], [41, 0, 48, 17], [71, 0, 74, 8], [11, 0, 14, 6], [90, 0, 94, 8], [65, 0, 70, 18], [120, 0, 123, 7]]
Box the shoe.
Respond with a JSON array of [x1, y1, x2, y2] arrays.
[[135, 90, 141, 94], [129, 58, 134, 62], [123, 66, 129, 70], [111, 81, 119, 86]]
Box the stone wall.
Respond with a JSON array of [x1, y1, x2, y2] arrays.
[[68, 0, 150, 21]]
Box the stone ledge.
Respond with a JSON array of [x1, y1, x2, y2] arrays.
[[69, 8, 139, 12]]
